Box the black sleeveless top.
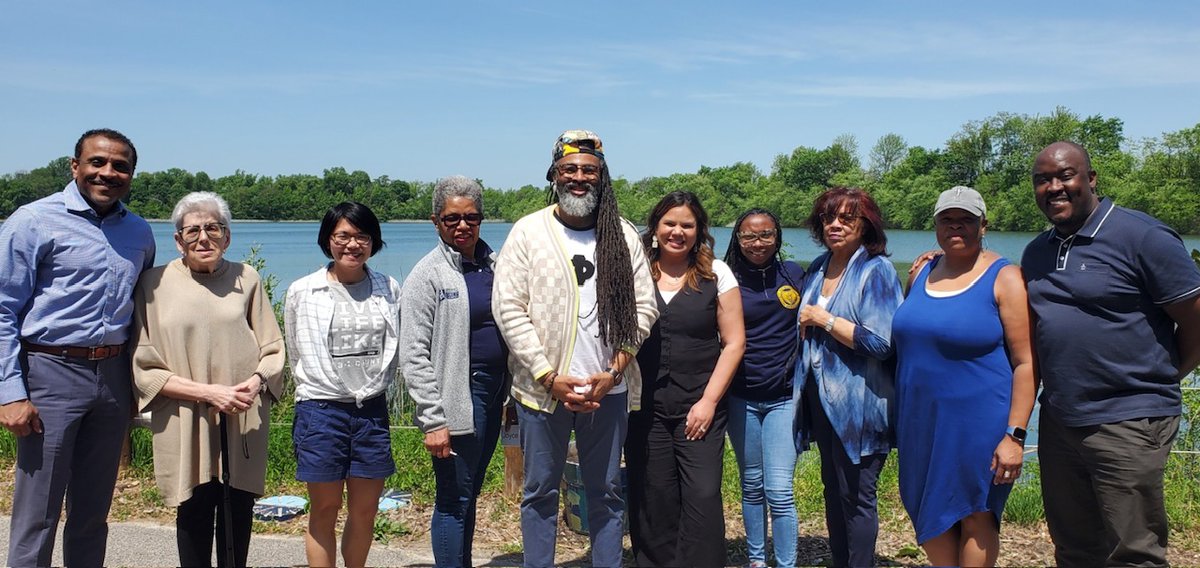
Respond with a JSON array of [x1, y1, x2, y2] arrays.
[[636, 277, 724, 419]]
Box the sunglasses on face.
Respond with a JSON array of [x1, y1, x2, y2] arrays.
[[820, 213, 861, 226], [440, 213, 483, 227]]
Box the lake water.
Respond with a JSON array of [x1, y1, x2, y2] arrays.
[[152, 221, 1200, 447], [152, 221, 1200, 293]]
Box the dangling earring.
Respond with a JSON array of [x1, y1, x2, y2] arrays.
[[651, 235, 659, 249]]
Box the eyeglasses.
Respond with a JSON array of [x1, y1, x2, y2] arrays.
[[819, 213, 861, 226], [177, 223, 226, 243], [331, 232, 372, 246], [440, 213, 483, 227], [555, 163, 601, 177], [737, 230, 778, 244]]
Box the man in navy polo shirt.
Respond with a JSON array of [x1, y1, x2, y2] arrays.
[[1022, 141, 1200, 567]]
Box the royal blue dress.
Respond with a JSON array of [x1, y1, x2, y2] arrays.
[[892, 257, 1014, 544]]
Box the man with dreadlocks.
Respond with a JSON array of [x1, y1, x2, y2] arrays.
[[493, 129, 658, 568]]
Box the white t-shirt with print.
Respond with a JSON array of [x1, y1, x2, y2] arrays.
[[326, 278, 387, 400], [554, 220, 626, 395]]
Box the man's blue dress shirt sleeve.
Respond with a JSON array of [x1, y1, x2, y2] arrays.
[[0, 209, 44, 403]]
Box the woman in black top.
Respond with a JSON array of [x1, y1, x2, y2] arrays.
[[625, 191, 745, 567]]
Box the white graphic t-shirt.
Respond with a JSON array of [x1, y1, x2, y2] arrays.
[[327, 278, 386, 397], [554, 220, 626, 395]]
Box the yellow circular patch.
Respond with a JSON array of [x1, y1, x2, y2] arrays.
[[777, 285, 800, 309]]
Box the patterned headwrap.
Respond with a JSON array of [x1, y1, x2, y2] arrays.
[[547, 130, 604, 181]]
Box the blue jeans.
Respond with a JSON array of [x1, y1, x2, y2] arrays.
[[517, 392, 628, 568], [728, 396, 799, 567], [430, 367, 507, 568]]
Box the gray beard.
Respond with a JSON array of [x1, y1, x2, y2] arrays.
[[554, 181, 598, 218]]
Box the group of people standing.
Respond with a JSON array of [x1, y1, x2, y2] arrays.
[[0, 128, 1197, 568]]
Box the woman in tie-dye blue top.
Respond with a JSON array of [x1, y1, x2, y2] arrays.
[[792, 187, 903, 568]]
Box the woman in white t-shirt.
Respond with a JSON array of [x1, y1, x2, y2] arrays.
[[625, 191, 746, 567]]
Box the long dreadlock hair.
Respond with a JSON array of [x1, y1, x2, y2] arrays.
[[723, 208, 799, 290], [547, 164, 640, 349]]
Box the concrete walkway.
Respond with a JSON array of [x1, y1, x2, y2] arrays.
[[0, 515, 441, 567]]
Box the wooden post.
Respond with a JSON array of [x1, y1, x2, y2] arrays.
[[119, 426, 133, 471], [501, 404, 523, 500], [504, 446, 524, 500]]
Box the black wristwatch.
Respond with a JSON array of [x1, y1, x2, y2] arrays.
[[1005, 425, 1027, 446], [604, 367, 624, 385]]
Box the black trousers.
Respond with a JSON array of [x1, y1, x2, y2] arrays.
[[625, 407, 727, 568], [176, 480, 256, 568], [806, 382, 886, 568]]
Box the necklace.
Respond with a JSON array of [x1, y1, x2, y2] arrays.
[[659, 262, 688, 284]]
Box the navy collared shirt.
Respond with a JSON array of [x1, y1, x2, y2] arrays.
[[1022, 197, 1200, 427], [462, 240, 508, 371], [0, 181, 156, 403]]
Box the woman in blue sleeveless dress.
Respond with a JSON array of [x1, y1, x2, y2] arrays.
[[892, 186, 1036, 567]]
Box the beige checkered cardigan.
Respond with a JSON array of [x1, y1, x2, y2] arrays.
[[492, 205, 659, 413]]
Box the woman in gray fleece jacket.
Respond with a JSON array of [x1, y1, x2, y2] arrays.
[[400, 176, 509, 568]]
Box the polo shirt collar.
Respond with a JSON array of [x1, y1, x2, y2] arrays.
[[1050, 197, 1113, 242], [437, 238, 495, 269], [63, 180, 129, 218]]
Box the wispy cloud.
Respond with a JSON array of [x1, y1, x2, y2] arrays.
[[589, 19, 1200, 101], [0, 51, 633, 98], [3, 17, 1196, 104]]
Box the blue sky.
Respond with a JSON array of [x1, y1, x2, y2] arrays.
[[3, 1, 1198, 189]]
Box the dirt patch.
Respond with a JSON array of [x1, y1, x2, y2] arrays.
[[5, 465, 1200, 566], [381, 494, 1200, 567]]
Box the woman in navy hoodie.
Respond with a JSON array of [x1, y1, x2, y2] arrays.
[[723, 208, 805, 568]]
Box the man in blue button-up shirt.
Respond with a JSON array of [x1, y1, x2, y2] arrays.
[[0, 129, 155, 567]]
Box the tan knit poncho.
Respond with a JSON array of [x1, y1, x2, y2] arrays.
[[131, 258, 285, 506]]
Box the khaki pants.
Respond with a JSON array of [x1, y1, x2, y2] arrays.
[[1039, 411, 1179, 568]]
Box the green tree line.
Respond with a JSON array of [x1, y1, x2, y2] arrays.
[[4, 108, 1199, 233]]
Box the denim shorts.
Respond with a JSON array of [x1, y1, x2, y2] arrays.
[[293, 395, 396, 483]]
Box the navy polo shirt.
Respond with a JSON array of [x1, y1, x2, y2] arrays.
[[731, 260, 806, 401], [1022, 198, 1200, 427]]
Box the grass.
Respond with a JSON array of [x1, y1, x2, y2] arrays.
[[2, 381, 1199, 548], [4, 422, 1198, 534], [371, 512, 411, 543], [1002, 460, 1044, 525], [124, 423, 505, 504]]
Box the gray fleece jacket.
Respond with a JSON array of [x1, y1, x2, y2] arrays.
[[400, 239, 502, 435]]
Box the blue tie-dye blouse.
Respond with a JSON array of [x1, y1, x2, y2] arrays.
[[792, 245, 903, 463]]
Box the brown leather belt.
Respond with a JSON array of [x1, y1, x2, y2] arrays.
[[22, 342, 125, 360]]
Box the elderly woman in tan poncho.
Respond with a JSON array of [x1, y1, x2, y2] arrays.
[[131, 191, 284, 568]]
